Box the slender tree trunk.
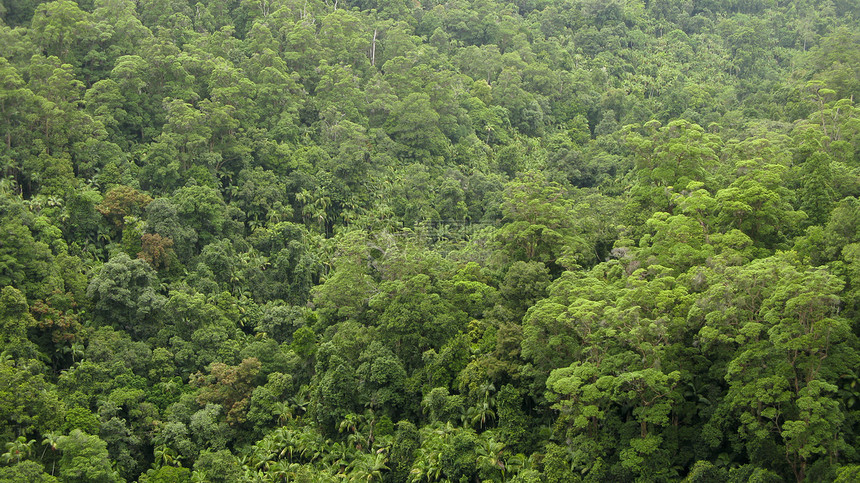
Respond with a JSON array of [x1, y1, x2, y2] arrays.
[[371, 29, 377, 66]]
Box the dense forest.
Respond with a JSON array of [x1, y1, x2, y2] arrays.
[[1, 0, 860, 481]]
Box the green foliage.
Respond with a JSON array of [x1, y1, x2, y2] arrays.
[[2, 0, 860, 481], [192, 449, 241, 483], [56, 430, 120, 483], [193, 357, 262, 425], [0, 360, 64, 443], [138, 465, 191, 483], [357, 341, 408, 415], [388, 420, 419, 482], [0, 202, 58, 300], [497, 171, 578, 269], [62, 407, 99, 435], [0, 460, 58, 482], [86, 252, 166, 338]]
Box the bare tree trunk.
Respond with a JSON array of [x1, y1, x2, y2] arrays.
[[371, 29, 377, 66]]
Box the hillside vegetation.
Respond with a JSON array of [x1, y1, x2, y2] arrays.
[[2, 0, 860, 481]]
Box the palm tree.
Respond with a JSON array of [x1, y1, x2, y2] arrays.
[[273, 401, 293, 426], [240, 465, 268, 482], [40, 432, 60, 475], [290, 389, 310, 418], [63, 341, 85, 363], [22, 197, 42, 213], [45, 195, 63, 208], [466, 400, 496, 429], [190, 469, 208, 483], [325, 440, 357, 476], [347, 452, 388, 482], [475, 433, 506, 481], [475, 381, 496, 403], [269, 460, 301, 481], [0, 177, 18, 195], [409, 423, 453, 483], [339, 411, 375, 451], [252, 438, 279, 471], [153, 444, 182, 467], [271, 428, 298, 463], [248, 216, 266, 232], [2, 436, 36, 464], [408, 447, 442, 483], [296, 427, 325, 463], [467, 381, 497, 429]]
